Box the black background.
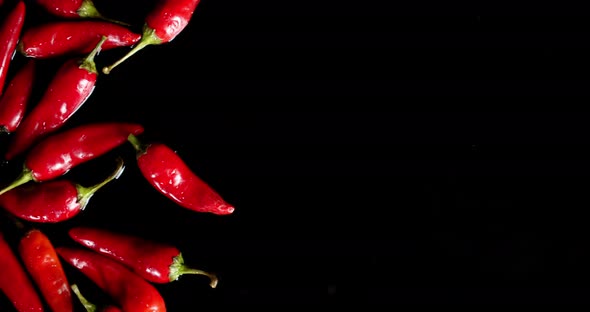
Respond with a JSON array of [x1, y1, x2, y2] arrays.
[[2, 0, 590, 308]]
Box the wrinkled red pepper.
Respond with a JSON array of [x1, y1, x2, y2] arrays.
[[36, 0, 128, 25], [18, 20, 140, 59], [69, 226, 218, 286], [5, 36, 107, 160], [0, 1, 26, 97], [103, 0, 201, 74], [18, 228, 73, 312], [57, 247, 167, 312], [128, 134, 235, 215], [0, 122, 144, 195], [71, 284, 122, 312], [0, 230, 44, 312], [0, 158, 125, 223], [0, 59, 35, 134]]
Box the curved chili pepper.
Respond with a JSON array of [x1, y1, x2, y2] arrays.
[[18, 20, 140, 59], [0, 230, 44, 312], [0, 158, 125, 223], [0, 1, 26, 97], [36, 0, 129, 26], [0, 122, 144, 196], [18, 228, 73, 312], [57, 247, 167, 312], [69, 226, 218, 287], [71, 284, 122, 312], [128, 134, 235, 215], [102, 0, 201, 74], [5, 36, 107, 160], [0, 59, 35, 134]]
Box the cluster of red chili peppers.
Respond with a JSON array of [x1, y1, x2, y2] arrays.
[[0, 0, 233, 311]]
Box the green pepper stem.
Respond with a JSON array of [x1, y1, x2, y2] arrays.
[[169, 254, 219, 288], [102, 24, 162, 75], [79, 36, 108, 74], [127, 134, 148, 156], [0, 165, 33, 196], [77, 0, 131, 27], [71, 284, 97, 312], [76, 157, 125, 210]]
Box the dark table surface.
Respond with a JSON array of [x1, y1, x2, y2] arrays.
[[2, 0, 590, 308]]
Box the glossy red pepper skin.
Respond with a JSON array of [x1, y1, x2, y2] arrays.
[[0, 158, 125, 222], [36, 0, 107, 19], [146, 0, 201, 43], [19, 20, 140, 59], [0, 122, 143, 197], [102, 0, 201, 74], [0, 60, 35, 134], [5, 36, 106, 160], [69, 226, 218, 286], [0, 231, 44, 312], [128, 134, 234, 215], [0, 1, 26, 97], [57, 247, 167, 312], [18, 228, 73, 312]]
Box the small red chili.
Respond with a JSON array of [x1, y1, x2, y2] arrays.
[[69, 226, 218, 286], [71, 284, 122, 312], [0, 158, 125, 223], [18, 228, 73, 312], [0, 122, 144, 195], [0, 59, 35, 134], [128, 134, 235, 215], [36, 0, 128, 25], [0, 230, 44, 312], [57, 247, 167, 312], [18, 20, 140, 59], [102, 0, 201, 74], [5, 35, 107, 160], [0, 1, 26, 97]]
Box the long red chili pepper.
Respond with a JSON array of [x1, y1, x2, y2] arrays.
[[102, 0, 201, 74], [57, 247, 167, 312], [71, 284, 122, 312], [0, 230, 44, 312], [5, 35, 107, 160], [0, 1, 26, 97], [18, 228, 73, 312], [0, 122, 144, 195], [0, 59, 35, 134], [69, 226, 218, 287], [128, 134, 235, 215], [18, 20, 140, 59], [35, 0, 129, 26], [0, 158, 125, 223]]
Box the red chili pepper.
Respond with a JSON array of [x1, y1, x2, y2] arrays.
[[5, 35, 107, 160], [18, 20, 140, 59], [35, 0, 129, 26], [127, 134, 235, 215], [0, 122, 144, 195], [71, 284, 122, 312], [102, 0, 201, 74], [68, 226, 218, 286], [0, 1, 26, 97], [0, 158, 125, 223], [0, 59, 35, 134], [18, 228, 73, 312], [57, 247, 167, 312], [0, 230, 44, 312]]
